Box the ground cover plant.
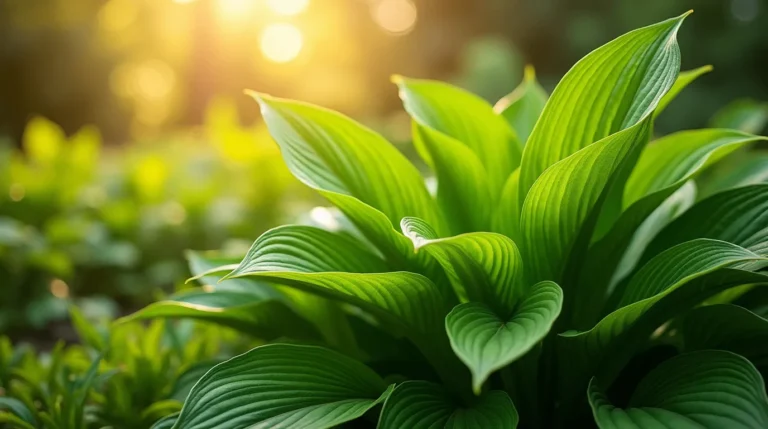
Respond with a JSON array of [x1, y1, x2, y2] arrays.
[[6, 11, 767, 429], [132, 11, 768, 429]]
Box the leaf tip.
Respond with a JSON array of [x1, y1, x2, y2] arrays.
[[523, 65, 536, 82], [390, 74, 405, 85]]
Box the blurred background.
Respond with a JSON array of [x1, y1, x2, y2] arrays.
[[0, 0, 766, 339]]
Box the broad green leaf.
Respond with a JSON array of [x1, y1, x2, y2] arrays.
[[172, 344, 392, 429], [186, 250, 271, 295], [623, 129, 766, 209], [445, 282, 563, 393], [411, 122, 493, 234], [619, 239, 766, 307], [575, 130, 766, 327], [697, 151, 768, 199], [710, 98, 768, 133], [491, 169, 521, 242], [560, 260, 768, 386], [234, 225, 389, 274], [644, 184, 768, 261], [589, 350, 768, 429], [519, 13, 687, 201], [682, 304, 768, 369], [250, 92, 445, 234], [610, 181, 696, 292], [118, 289, 319, 340], [378, 381, 518, 429], [494, 65, 548, 145], [521, 116, 653, 285], [655, 65, 712, 115], [401, 217, 524, 314], [394, 76, 522, 195], [151, 414, 178, 429]]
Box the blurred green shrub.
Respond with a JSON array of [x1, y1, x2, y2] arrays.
[[0, 100, 313, 335]]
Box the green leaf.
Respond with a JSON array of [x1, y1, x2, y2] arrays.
[[0, 413, 37, 429], [589, 350, 768, 429], [151, 414, 179, 429], [682, 304, 768, 369], [494, 65, 548, 145], [710, 98, 768, 134], [618, 239, 766, 307], [118, 289, 319, 340], [411, 122, 493, 234], [697, 151, 768, 199], [401, 217, 524, 314], [623, 129, 766, 209], [445, 281, 563, 393], [250, 92, 445, 234], [377, 381, 518, 429], [655, 65, 712, 115], [233, 225, 389, 275], [575, 130, 766, 327], [491, 169, 521, 241], [0, 398, 36, 425], [394, 76, 522, 195], [644, 184, 768, 261], [519, 13, 687, 201], [610, 181, 696, 293], [560, 240, 768, 389], [69, 305, 107, 352], [172, 344, 392, 429], [521, 115, 653, 284]]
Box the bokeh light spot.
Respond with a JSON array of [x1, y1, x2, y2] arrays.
[[372, 0, 418, 35], [260, 23, 304, 63], [267, 0, 310, 16], [49, 279, 70, 299], [731, 0, 759, 22], [9, 183, 25, 202]]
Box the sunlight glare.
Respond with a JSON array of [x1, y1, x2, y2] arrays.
[[217, 0, 255, 21], [266, 0, 310, 16], [372, 0, 418, 35], [260, 23, 304, 63]]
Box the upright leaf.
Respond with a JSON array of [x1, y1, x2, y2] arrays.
[[494, 66, 548, 145], [378, 381, 518, 429], [654, 65, 712, 115], [589, 351, 768, 429], [172, 344, 392, 429], [519, 13, 687, 201], [521, 116, 652, 284], [411, 123, 493, 234], [394, 76, 522, 195], [491, 170, 522, 241], [251, 92, 446, 239]]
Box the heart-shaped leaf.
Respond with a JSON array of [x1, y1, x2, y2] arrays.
[[377, 381, 518, 429], [171, 344, 393, 429], [589, 350, 768, 429], [519, 12, 687, 201], [394, 76, 522, 195], [445, 282, 563, 393]]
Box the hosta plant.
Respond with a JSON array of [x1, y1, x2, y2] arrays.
[[134, 12, 768, 429]]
